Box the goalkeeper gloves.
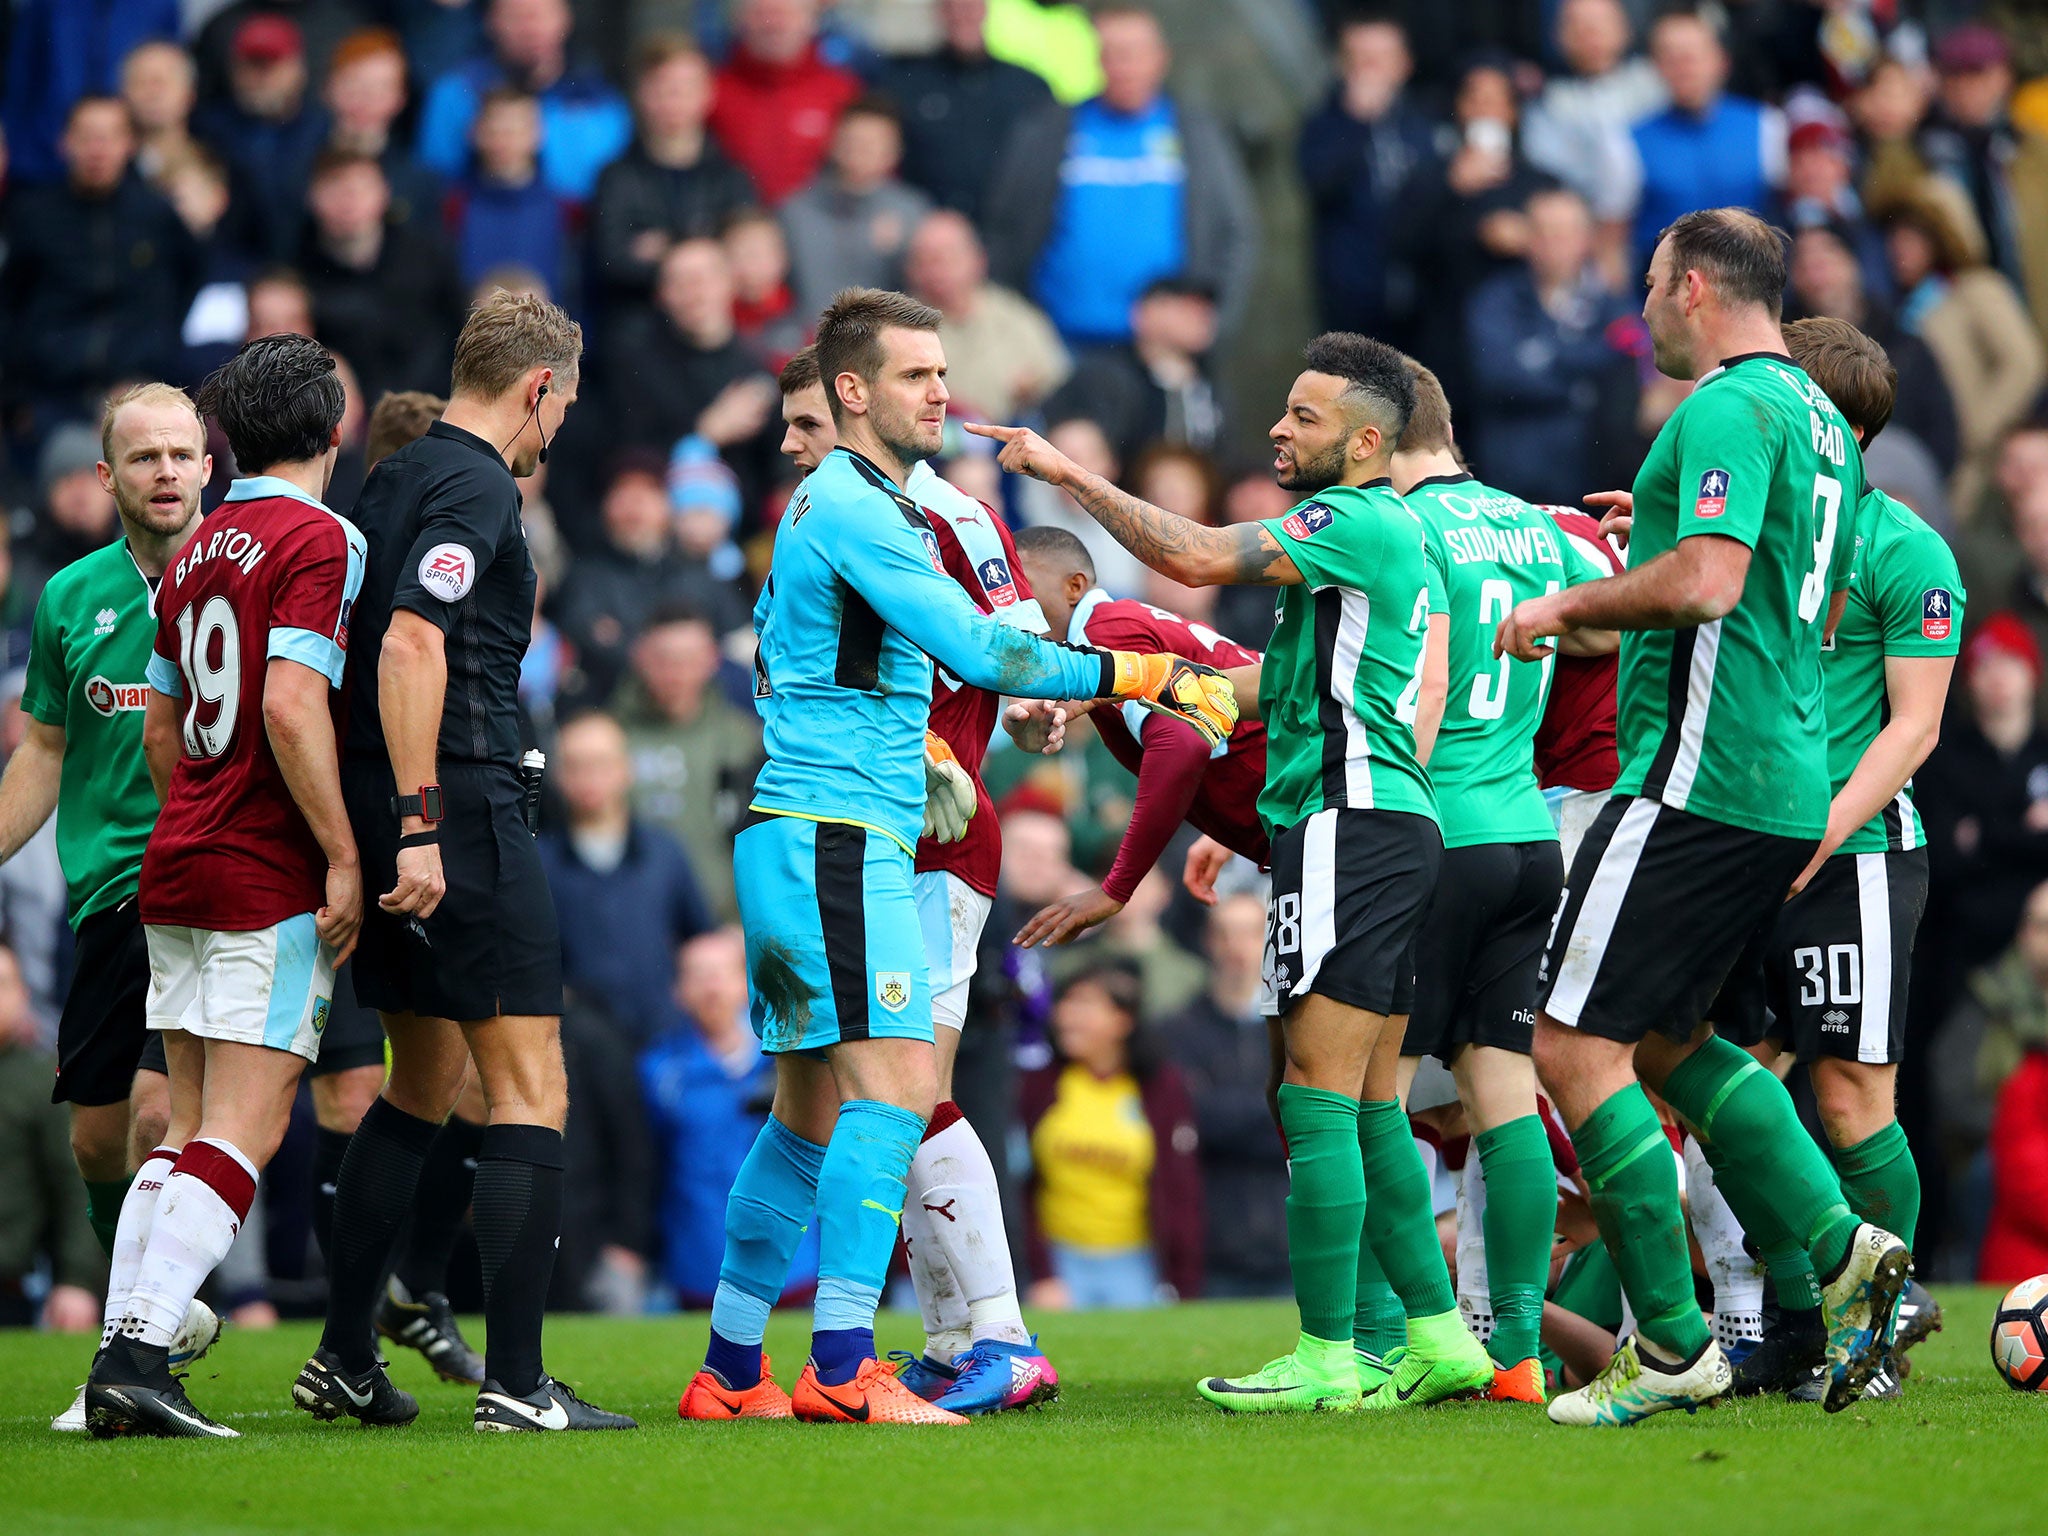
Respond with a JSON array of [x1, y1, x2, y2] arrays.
[[1107, 652, 1238, 748], [922, 731, 977, 844]]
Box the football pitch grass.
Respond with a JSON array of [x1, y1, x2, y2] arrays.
[[1, 1289, 2039, 1535]]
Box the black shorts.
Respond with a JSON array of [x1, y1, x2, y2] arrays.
[[306, 963, 389, 1078], [345, 759, 563, 1023], [1538, 796, 1815, 1046], [52, 897, 152, 1106], [1405, 839, 1565, 1063], [1750, 848, 1926, 1066], [1262, 808, 1441, 1019]]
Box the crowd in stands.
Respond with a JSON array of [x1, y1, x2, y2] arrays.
[[5, 0, 2048, 1326]]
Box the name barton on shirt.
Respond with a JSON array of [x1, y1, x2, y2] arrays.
[[173, 524, 270, 586]]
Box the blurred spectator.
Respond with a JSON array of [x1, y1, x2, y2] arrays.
[[1466, 184, 1640, 506], [590, 36, 754, 310], [1785, 220, 1959, 477], [1523, 0, 1665, 282], [1129, 442, 1221, 620], [121, 40, 200, 186], [1777, 110, 1888, 299], [2003, 489, 2048, 704], [417, 0, 631, 203], [168, 152, 260, 382], [1629, 11, 1785, 265], [323, 28, 442, 233], [0, 679, 66, 1026], [28, 425, 119, 573], [1918, 23, 2048, 333], [247, 265, 316, 339], [983, 0, 1103, 106], [537, 711, 712, 1045], [607, 239, 781, 501], [1042, 280, 1222, 466], [0, 96, 195, 420], [640, 927, 818, 1306], [1878, 180, 2045, 514], [723, 209, 807, 366], [554, 454, 749, 702], [299, 150, 466, 401], [1211, 471, 1291, 648], [1021, 964, 1202, 1307], [1852, 54, 1935, 213], [444, 87, 575, 296], [1052, 866, 1208, 1022], [195, 13, 333, 262], [397, 0, 486, 87], [618, 607, 764, 924], [708, 0, 863, 205], [0, 941, 103, 1329], [905, 211, 1069, 421], [1, 0, 179, 187], [1162, 891, 1286, 1299], [781, 97, 933, 318], [873, 0, 1055, 223], [192, 1, 369, 106], [1402, 53, 1552, 405], [556, 986, 655, 1314], [1975, 883, 2048, 1282], [1015, 416, 1147, 596], [1296, 15, 1439, 348], [985, 5, 1257, 345]]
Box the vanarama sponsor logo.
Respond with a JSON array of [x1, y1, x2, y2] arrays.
[[84, 676, 149, 716]]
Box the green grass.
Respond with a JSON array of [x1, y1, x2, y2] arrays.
[[0, 1291, 2039, 1535]]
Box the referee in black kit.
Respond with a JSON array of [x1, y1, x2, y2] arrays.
[[292, 290, 635, 1433]]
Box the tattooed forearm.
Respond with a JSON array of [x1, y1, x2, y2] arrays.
[[1066, 468, 1299, 587]]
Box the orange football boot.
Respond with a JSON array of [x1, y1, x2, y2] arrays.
[[1486, 1358, 1547, 1404], [678, 1352, 794, 1420], [792, 1358, 969, 1425]]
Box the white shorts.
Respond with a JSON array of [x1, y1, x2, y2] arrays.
[[145, 913, 338, 1064], [912, 870, 992, 1035]]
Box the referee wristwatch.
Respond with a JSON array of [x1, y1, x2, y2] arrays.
[[393, 785, 445, 824]]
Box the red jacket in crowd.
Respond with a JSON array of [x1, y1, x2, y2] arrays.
[[708, 41, 861, 204], [1981, 1051, 2048, 1284]]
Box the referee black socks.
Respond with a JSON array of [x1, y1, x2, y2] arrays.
[[473, 1123, 566, 1399], [320, 1097, 439, 1374], [392, 1112, 486, 1299]]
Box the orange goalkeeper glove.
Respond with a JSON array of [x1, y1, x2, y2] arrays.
[[1107, 652, 1238, 749]]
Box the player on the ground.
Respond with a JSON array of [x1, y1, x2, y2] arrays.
[[1492, 208, 1909, 1424], [15, 385, 225, 1431], [87, 334, 365, 1438], [973, 332, 1494, 1414], [1708, 317, 1962, 1397], [1388, 359, 1613, 1406], [1009, 524, 1272, 947], [693, 344, 1061, 1420], [677, 289, 1234, 1427]]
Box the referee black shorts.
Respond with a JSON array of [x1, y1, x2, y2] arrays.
[[1262, 808, 1441, 1020], [306, 962, 389, 1078], [345, 758, 563, 1023], [52, 896, 153, 1106], [1405, 839, 1565, 1064], [1538, 795, 1815, 1047]]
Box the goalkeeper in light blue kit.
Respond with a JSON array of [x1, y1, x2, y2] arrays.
[[676, 288, 1238, 1426]]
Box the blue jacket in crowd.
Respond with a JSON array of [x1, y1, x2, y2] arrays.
[[3, 0, 180, 186], [1630, 94, 1782, 264], [417, 54, 632, 203], [1296, 88, 1442, 344]]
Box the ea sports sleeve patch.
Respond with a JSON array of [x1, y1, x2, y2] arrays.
[[415, 542, 478, 602]]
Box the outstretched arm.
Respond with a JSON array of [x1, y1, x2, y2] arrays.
[[966, 423, 1302, 588], [1496, 534, 1751, 661]]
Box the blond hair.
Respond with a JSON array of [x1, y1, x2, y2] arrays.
[[450, 289, 583, 402], [100, 381, 204, 464], [366, 390, 447, 470], [1397, 357, 1455, 452]]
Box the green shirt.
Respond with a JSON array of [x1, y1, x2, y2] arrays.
[[1257, 481, 1438, 833], [1614, 354, 1863, 840], [1411, 475, 1607, 847], [1825, 489, 1965, 855], [19, 539, 162, 928]]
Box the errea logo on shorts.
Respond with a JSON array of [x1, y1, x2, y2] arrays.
[[417, 543, 476, 602], [84, 676, 148, 716]]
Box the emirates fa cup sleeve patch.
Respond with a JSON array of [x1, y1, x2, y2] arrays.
[[417, 543, 477, 602]]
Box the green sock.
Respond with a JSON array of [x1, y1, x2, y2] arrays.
[[84, 1175, 134, 1259], [1352, 1207, 1405, 1360], [1662, 1035, 1859, 1278], [1692, 1129, 1821, 1310], [1572, 1084, 1710, 1360], [1356, 1098, 1456, 1319], [1277, 1084, 1365, 1344], [1552, 1242, 1623, 1332], [1829, 1121, 1919, 1251], [1475, 1115, 1557, 1368]]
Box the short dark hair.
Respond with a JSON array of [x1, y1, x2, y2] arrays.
[[1657, 207, 1789, 318], [198, 333, 345, 473], [1784, 317, 1897, 445], [1013, 523, 1095, 583], [1301, 331, 1416, 441], [840, 92, 901, 129], [779, 344, 821, 396], [642, 601, 712, 633], [1397, 357, 1454, 452], [309, 146, 383, 185], [477, 82, 538, 116], [813, 287, 942, 424], [365, 390, 444, 470]]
